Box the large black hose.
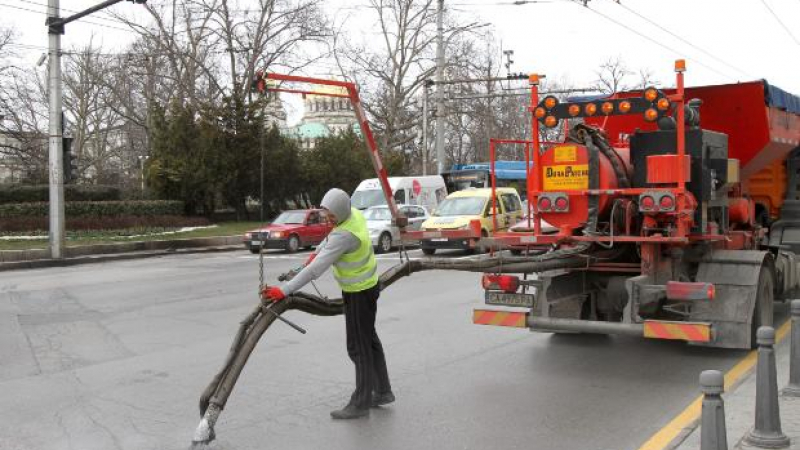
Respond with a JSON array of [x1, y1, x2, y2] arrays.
[[197, 248, 598, 419], [570, 124, 630, 189]]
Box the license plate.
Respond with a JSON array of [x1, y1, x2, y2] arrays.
[[251, 241, 262, 246], [485, 291, 535, 308], [430, 238, 448, 242]]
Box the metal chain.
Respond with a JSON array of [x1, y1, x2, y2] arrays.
[[258, 244, 265, 295]]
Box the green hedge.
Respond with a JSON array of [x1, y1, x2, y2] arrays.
[[0, 184, 121, 204], [0, 200, 184, 218]]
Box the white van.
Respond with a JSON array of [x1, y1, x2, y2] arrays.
[[352, 176, 447, 212]]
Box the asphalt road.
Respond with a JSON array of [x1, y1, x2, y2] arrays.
[[0, 249, 785, 450]]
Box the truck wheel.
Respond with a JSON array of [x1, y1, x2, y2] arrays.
[[285, 235, 300, 253], [422, 248, 436, 256], [376, 233, 392, 254], [751, 266, 775, 349]]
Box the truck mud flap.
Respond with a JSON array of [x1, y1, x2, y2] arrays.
[[691, 250, 773, 349]]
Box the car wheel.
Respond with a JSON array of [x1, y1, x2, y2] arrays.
[[285, 235, 300, 253], [249, 247, 260, 254], [422, 247, 436, 256], [510, 249, 523, 256], [376, 232, 393, 254]]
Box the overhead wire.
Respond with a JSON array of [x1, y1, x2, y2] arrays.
[[757, 0, 800, 48], [610, 0, 756, 79], [570, 1, 736, 82], [0, 2, 135, 33], [16, 0, 129, 27]]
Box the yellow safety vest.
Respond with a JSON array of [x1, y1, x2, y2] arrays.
[[332, 207, 379, 293]]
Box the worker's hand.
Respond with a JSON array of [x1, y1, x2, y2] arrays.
[[305, 252, 317, 266], [261, 286, 286, 303]]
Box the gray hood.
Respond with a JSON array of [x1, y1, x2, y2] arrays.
[[320, 188, 352, 223]]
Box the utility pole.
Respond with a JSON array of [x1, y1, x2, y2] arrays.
[[435, 0, 445, 175], [422, 83, 429, 176], [45, 0, 146, 259], [47, 0, 64, 259]]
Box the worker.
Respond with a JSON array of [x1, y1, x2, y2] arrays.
[[261, 188, 394, 419]]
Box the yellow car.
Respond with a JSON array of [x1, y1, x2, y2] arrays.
[[420, 187, 524, 255]]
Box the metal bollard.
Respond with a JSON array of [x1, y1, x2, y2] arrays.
[[700, 370, 728, 450], [744, 326, 790, 449], [782, 300, 800, 397]]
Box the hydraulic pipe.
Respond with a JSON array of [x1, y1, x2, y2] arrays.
[[529, 317, 644, 336]]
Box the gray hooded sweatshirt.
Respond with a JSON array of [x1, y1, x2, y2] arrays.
[[280, 188, 361, 295]]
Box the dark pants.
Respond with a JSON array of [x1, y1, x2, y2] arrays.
[[343, 283, 391, 409]]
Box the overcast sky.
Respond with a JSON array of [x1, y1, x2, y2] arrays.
[[6, 0, 800, 101]]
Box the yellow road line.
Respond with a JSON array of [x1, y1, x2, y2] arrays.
[[637, 320, 791, 450]]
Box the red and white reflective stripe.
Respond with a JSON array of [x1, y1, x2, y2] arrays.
[[643, 320, 711, 342], [473, 309, 528, 328]]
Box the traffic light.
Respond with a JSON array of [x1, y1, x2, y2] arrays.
[[62, 137, 77, 183], [251, 70, 267, 94]]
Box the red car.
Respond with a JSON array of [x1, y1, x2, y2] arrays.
[[244, 209, 334, 253]]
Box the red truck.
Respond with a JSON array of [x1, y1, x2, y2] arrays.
[[468, 62, 800, 349]]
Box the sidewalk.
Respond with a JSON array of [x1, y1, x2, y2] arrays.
[[0, 236, 243, 271], [674, 332, 800, 450]]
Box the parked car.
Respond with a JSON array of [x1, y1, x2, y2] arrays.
[[365, 204, 429, 254], [419, 187, 524, 255], [243, 209, 333, 254]]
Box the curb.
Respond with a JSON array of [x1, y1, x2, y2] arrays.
[[0, 236, 244, 272]]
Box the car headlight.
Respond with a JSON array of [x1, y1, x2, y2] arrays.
[[245, 232, 252, 239], [273, 231, 283, 238]]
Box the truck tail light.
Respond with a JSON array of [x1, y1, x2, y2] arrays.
[[640, 195, 655, 211], [666, 281, 715, 301], [659, 195, 675, 211], [482, 274, 520, 293], [554, 196, 569, 211], [640, 191, 676, 212], [538, 197, 552, 211]]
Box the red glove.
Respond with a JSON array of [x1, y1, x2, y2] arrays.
[[262, 286, 286, 303], [305, 253, 317, 266]]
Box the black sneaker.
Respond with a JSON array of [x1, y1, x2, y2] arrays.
[[330, 404, 370, 420], [371, 391, 396, 407]]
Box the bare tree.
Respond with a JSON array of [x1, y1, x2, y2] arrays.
[[0, 26, 50, 182], [201, 0, 330, 101], [62, 43, 131, 184], [595, 56, 660, 93], [335, 0, 440, 155], [594, 56, 632, 95]]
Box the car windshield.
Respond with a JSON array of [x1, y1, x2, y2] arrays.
[[272, 211, 307, 224], [364, 207, 391, 221], [434, 197, 486, 216], [351, 190, 386, 209]]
